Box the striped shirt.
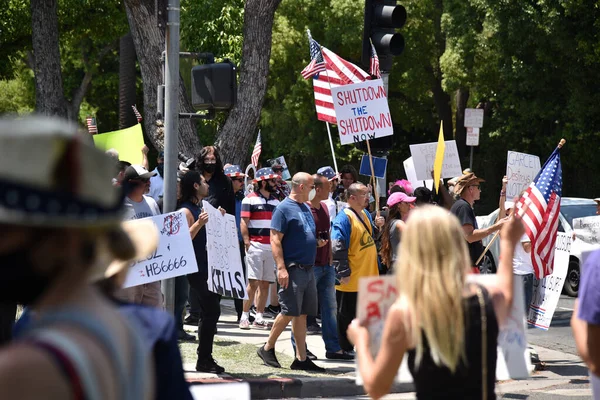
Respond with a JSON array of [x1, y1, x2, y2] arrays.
[[241, 191, 280, 248]]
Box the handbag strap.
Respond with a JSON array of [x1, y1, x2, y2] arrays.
[[346, 208, 373, 237], [475, 286, 488, 400]]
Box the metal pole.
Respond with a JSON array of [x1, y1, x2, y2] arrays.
[[469, 146, 474, 170], [161, 0, 180, 314], [325, 122, 339, 175]]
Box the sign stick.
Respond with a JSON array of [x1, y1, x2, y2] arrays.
[[476, 230, 500, 266], [365, 139, 380, 216], [325, 122, 339, 175]]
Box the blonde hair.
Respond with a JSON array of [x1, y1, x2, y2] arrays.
[[395, 205, 470, 372]]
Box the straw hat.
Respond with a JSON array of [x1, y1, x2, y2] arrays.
[[453, 173, 486, 195]]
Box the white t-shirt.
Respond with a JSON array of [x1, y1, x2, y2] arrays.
[[148, 168, 164, 202], [323, 193, 337, 225], [513, 234, 534, 275], [123, 195, 161, 220]]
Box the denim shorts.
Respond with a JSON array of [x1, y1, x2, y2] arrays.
[[278, 264, 317, 317]]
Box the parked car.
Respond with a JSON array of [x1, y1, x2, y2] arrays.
[[475, 197, 599, 297]]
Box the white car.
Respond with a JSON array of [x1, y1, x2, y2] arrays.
[[475, 197, 598, 297]]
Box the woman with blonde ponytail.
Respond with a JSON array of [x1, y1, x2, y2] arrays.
[[348, 204, 527, 399]]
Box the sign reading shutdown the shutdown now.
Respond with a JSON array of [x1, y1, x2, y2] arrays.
[[123, 211, 199, 288], [331, 79, 393, 145]]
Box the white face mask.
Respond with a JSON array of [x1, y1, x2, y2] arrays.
[[308, 188, 316, 201]]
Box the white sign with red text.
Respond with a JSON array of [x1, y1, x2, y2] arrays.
[[331, 79, 393, 145], [506, 151, 541, 200]]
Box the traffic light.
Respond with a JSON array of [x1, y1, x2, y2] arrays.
[[362, 0, 407, 73], [191, 60, 237, 111]]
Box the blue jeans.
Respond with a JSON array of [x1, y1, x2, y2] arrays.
[[291, 265, 341, 353], [519, 273, 534, 314]]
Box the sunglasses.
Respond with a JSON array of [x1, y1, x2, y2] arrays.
[[272, 168, 283, 172], [231, 177, 244, 182]]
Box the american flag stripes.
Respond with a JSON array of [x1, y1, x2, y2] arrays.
[[86, 116, 98, 134], [370, 42, 381, 79], [132, 105, 142, 123], [517, 145, 563, 279], [251, 131, 262, 167], [301, 33, 326, 79]]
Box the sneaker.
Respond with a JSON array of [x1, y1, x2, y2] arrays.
[[325, 350, 354, 360], [252, 319, 272, 330], [263, 305, 280, 319], [306, 322, 321, 335], [307, 348, 317, 360], [290, 357, 326, 372], [257, 344, 281, 368], [249, 305, 257, 317], [239, 319, 250, 330], [177, 330, 196, 341], [184, 314, 200, 325], [196, 358, 225, 374]]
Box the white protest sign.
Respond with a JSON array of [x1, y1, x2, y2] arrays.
[[403, 157, 433, 191], [573, 216, 600, 245], [464, 108, 484, 128], [409, 140, 462, 181], [203, 201, 248, 300], [528, 232, 572, 330], [191, 382, 250, 400], [506, 151, 541, 200], [331, 79, 393, 145], [466, 127, 480, 146], [123, 212, 198, 288]]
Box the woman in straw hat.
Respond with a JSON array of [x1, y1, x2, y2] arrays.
[[348, 204, 527, 399], [0, 117, 157, 399]]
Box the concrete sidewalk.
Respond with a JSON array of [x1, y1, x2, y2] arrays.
[[183, 300, 590, 399]]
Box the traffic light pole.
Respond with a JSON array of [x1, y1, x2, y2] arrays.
[[162, 0, 180, 314]]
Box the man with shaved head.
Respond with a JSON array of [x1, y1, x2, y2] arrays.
[[256, 172, 325, 372]]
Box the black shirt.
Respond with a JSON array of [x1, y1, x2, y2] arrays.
[[450, 197, 484, 267], [204, 173, 235, 215]]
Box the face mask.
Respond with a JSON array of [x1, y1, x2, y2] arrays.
[[203, 163, 216, 174], [156, 163, 164, 177], [0, 245, 54, 305], [308, 188, 316, 201]]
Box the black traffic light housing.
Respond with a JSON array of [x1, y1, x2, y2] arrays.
[[362, 0, 407, 73], [191, 60, 237, 111]]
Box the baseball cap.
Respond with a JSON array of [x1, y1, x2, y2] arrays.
[[387, 192, 417, 207], [317, 166, 338, 181], [123, 165, 157, 181]]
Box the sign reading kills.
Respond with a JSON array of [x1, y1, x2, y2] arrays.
[[331, 79, 393, 145]]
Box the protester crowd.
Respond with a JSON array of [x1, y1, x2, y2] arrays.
[[2, 116, 600, 399]]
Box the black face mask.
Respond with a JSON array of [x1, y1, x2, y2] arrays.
[[0, 244, 55, 305], [203, 163, 216, 174], [156, 163, 164, 177]]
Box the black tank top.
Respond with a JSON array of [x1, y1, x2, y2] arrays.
[[180, 201, 208, 278], [407, 285, 498, 399]]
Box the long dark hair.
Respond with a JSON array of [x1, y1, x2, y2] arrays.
[[380, 203, 402, 268], [196, 146, 224, 177], [178, 170, 201, 208]]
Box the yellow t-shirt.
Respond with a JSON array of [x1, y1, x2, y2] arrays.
[[335, 209, 379, 292]]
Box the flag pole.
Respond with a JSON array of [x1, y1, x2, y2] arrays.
[[325, 122, 339, 175], [365, 139, 380, 217]]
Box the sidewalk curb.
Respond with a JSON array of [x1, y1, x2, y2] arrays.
[[188, 376, 415, 399]]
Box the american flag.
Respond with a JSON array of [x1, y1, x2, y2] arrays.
[[517, 145, 563, 279], [311, 47, 370, 124], [132, 105, 142, 123], [251, 131, 262, 167], [86, 116, 98, 134], [370, 42, 381, 78], [301, 32, 326, 79]]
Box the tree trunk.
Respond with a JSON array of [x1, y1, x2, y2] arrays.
[[215, 0, 282, 166], [429, 0, 452, 140], [123, 0, 202, 157], [455, 88, 470, 157], [119, 32, 138, 129], [31, 0, 68, 118]]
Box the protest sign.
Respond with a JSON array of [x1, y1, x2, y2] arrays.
[[355, 274, 531, 385], [573, 216, 600, 245], [203, 201, 248, 300], [190, 382, 250, 400], [267, 156, 291, 180], [433, 123, 445, 193], [92, 123, 145, 165], [528, 232, 572, 330], [359, 155, 387, 179], [331, 79, 393, 145], [403, 157, 433, 191], [123, 212, 198, 288], [506, 151, 541, 199], [409, 140, 462, 181]]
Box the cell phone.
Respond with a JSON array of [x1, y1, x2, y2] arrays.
[[318, 231, 329, 241]]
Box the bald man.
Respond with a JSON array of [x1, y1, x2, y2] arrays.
[[257, 173, 325, 372]]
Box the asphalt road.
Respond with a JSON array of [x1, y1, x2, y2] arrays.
[[527, 295, 577, 355]]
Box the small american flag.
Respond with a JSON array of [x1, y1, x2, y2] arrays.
[[370, 42, 381, 78], [132, 105, 142, 123], [251, 131, 262, 167], [86, 116, 98, 134], [301, 31, 326, 79], [517, 145, 563, 279]]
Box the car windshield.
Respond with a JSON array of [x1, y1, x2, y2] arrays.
[[561, 204, 597, 227]]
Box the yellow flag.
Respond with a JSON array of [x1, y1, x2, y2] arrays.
[[433, 121, 445, 193], [93, 123, 145, 165]]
